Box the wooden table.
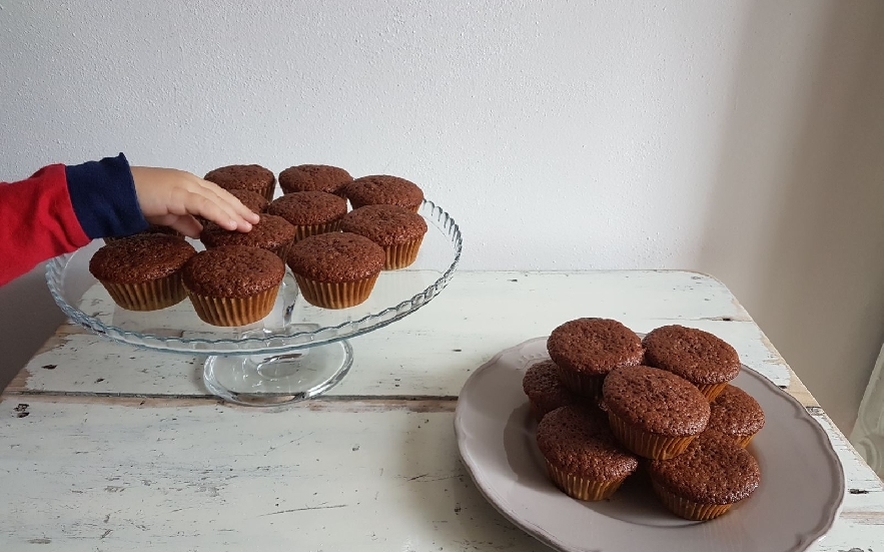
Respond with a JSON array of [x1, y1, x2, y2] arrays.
[[1, 271, 882, 551]]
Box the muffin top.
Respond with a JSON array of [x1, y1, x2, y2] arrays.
[[139, 224, 183, 237], [340, 204, 428, 246], [708, 384, 766, 437], [522, 360, 579, 417], [182, 245, 285, 298], [227, 188, 270, 214], [105, 224, 183, 243], [201, 214, 296, 251], [266, 191, 349, 226], [602, 365, 711, 436], [278, 164, 352, 195], [204, 164, 276, 197], [648, 430, 761, 504], [89, 235, 196, 284], [546, 318, 643, 376], [643, 325, 741, 385], [344, 175, 424, 211], [287, 232, 385, 283], [536, 405, 638, 480]]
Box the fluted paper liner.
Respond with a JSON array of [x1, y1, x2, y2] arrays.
[[696, 381, 729, 401], [733, 433, 756, 448], [295, 274, 379, 309], [651, 480, 736, 520], [187, 286, 279, 327], [544, 460, 628, 501], [270, 241, 295, 264], [259, 181, 277, 201], [383, 237, 424, 270], [556, 365, 604, 400], [294, 220, 342, 242], [102, 274, 187, 311], [607, 411, 699, 460]]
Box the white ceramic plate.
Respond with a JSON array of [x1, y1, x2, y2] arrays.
[[454, 337, 845, 552]]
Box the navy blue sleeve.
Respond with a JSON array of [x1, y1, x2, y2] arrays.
[[64, 153, 148, 239]]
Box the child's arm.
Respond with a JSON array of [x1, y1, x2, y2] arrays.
[[0, 154, 259, 286], [0, 162, 94, 286]]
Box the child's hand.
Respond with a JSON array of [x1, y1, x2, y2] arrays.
[[130, 166, 260, 238]]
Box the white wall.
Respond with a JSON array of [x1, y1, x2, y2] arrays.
[[2, 0, 884, 433]]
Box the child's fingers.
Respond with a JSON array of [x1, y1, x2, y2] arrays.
[[130, 166, 257, 233], [174, 187, 252, 232], [167, 215, 203, 239], [200, 182, 261, 224], [144, 213, 203, 239], [182, 175, 261, 228]]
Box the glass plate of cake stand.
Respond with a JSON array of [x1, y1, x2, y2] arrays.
[[46, 199, 462, 407]]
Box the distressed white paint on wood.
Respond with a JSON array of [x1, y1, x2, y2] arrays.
[[3, 270, 877, 551], [9, 319, 789, 399], [812, 412, 884, 494], [0, 399, 550, 551], [70, 270, 750, 328], [0, 398, 880, 552], [11, 271, 791, 397]]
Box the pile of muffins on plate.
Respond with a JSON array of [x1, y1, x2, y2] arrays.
[[88, 164, 428, 326], [523, 318, 765, 521]]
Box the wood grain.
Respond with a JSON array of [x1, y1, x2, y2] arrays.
[[2, 270, 880, 550]]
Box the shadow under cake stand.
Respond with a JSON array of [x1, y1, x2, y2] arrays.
[[46, 200, 462, 407]]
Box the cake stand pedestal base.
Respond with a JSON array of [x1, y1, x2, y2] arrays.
[[202, 340, 353, 406]]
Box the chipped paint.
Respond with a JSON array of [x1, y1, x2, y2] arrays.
[[2, 271, 883, 549]]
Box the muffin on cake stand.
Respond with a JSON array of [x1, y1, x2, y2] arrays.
[[45, 199, 462, 407]]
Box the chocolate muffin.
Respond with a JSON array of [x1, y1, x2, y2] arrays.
[[601, 365, 710, 460], [278, 164, 352, 196], [344, 175, 424, 212], [227, 188, 270, 214], [536, 405, 639, 501], [200, 214, 297, 262], [182, 245, 285, 326], [286, 232, 385, 309], [647, 429, 761, 520], [89, 234, 196, 311], [340, 205, 428, 270], [204, 164, 277, 201], [546, 318, 644, 398], [522, 360, 580, 421], [707, 384, 765, 447], [643, 325, 741, 401], [266, 191, 348, 242]]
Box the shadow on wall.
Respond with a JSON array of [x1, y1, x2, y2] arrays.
[[700, 0, 884, 433], [0, 264, 67, 391]]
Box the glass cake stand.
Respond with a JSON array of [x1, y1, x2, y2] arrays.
[[46, 199, 462, 406]]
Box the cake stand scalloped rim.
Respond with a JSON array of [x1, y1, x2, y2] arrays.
[[46, 198, 462, 356]]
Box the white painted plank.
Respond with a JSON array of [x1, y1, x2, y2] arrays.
[[13, 271, 792, 397], [68, 270, 750, 328], [0, 398, 880, 551], [812, 412, 884, 494], [10, 318, 786, 398], [3, 270, 880, 551], [816, 490, 884, 552], [0, 399, 552, 552]]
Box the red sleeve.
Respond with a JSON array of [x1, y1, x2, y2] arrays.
[[0, 164, 91, 287]]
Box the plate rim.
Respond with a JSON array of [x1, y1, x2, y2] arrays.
[[454, 336, 846, 552]]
